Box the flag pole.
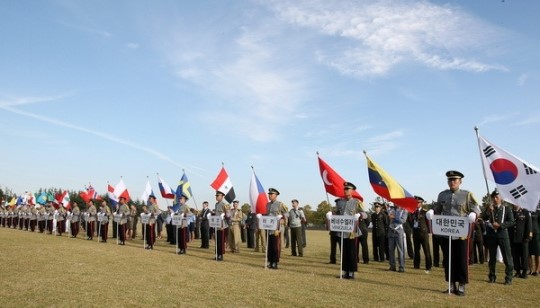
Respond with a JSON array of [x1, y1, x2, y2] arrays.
[[474, 126, 491, 197]]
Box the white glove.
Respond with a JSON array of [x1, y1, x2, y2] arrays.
[[354, 213, 361, 221], [426, 209, 434, 220], [360, 212, 367, 219], [326, 211, 332, 220], [256, 213, 262, 219], [206, 213, 212, 219], [220, 213, 225, 219], [468, 212, 477, 224], [277, 214, 282, 220]]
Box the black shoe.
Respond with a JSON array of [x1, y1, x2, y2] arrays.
[[389, 267, 396, 272], [398, 268, 405, 273], [488, 277, 496, 283], [328, 261, 336, 264], [520, 273, 528, 279], [504, 280, 512, 285]]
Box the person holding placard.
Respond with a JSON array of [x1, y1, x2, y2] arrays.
[[117, 196, 130, 245], [214, 191, 230, 261], [98, 201, 111, 243], [175, 194, 191, 254], [266, 187, 288, 270], [433, 170, 480, 296], [145, 195, 160, 250], [86, 200, 97, 240], [70, 202, 81, 238]]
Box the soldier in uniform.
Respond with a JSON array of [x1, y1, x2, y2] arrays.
[[403, 211, 414, 260], [145, 196, 160, 250], [266, 187, 288, 270], [357, 204, 370, 264], [37, 205, 46, 233], [328, 199, 341, 264], [411, 196, 432, 272], [244, 209, 257, 249], [371, 202, 387, 262], [469, 215, 485, 264], [98, 201, 111, 243], [214, 191, 230, 261], [229, 200, 243, 253], [46, 203, 54, 234], [117, 196, 130, 245], [56, 205, 67, 236], [335, 182, 363, 279], [510, 203, 531, 278], [70, 202, 81, 238], [29, 204, 37, 232], [86, 200, 97, 240], [199, 201, 211, 249], [482, 189, 514, 285], [387, 204, 407, 272], [127, 205, 137, 240], [289, 199, 306, 257], [529, 207, 540, 275], [174, 194, 191, 254], [433, 170, 480, 296]]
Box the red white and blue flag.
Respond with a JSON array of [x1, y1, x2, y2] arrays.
[[210, 166, 236, 203], [478, 135, 540, 211], [107, 184, 118, 208], [249, 169, 268, 214], [158, 176, 176, 199]]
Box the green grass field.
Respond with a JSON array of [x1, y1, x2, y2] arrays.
[[0, 227, 537, 307]]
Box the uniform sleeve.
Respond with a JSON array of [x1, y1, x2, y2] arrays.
[[467, 192, 481, 214]]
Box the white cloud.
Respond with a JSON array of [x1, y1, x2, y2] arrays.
[[517, 73, 528, 86], [478, 113, 518, 126], [266, 0, 507, 77], [126, 42, 140, 49]]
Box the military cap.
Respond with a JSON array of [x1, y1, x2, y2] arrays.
[[179, 194, 189, 201], [291, 199, 299, 203], [446, 170, 464, 179], [490, 189, 500, 197], [268, 188, 280, 195], [233, 200, 239, 204], [414, 195, 425, 202], [374, 202, 381, 207], [343, 182, 356, 190], [215, 191, 225, 196], [119, 196, 126, 201]]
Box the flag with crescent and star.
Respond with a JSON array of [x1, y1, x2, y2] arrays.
[[318, 155, 363, 201]]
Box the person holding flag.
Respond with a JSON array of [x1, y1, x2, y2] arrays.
[[433, 170, 480, 296], [86, 200, 97, 240], [174, 194, 191, 254], [213, 191, 230, 261], [145, 195, 160, 250], [335, 182, 364, 279], [266, 187, 288, 270], [117, 196, 130, 245]]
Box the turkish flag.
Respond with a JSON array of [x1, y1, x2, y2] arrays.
[[318, 156, 363, 201]]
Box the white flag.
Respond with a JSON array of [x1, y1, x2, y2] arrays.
[[478, 135, 540, 211], [140, 179, 154, 203]]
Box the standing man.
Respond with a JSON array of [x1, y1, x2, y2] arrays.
[[510, 203, 531, 279], [145, 196, 160, 250], [289, 199, 305, 257], [412, 196, 432, 273], [482, 189, 514, 285], [387, 204, 407, 273], [371, 202, 387, 262], [403, 212, 414, 259], [357, 206, 370, 264], [244, 209, 257, 249], [98, 201, 111, 243], [175, 194, 191, 254], [434, 170, 480, 296], [199, 201, 210, 249], [229, 200, 243, 253], [117, 196, 130, 245], [70, 202, 81, 238], [266, 187, 288, 269], [86, 200, 97, 240], [336, 182, 363, 279], [214, 191, 230, 261], [328, 199, 341, 264]]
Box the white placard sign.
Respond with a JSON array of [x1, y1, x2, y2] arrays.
[[140, 213, 151, 224], [258, 216, 279, 230], [113, 213, 122, 223], [171, 215, 183, 226], [431, 215, 469, 237], [329, 215, 355, 232], [209, 216, 222, 228]]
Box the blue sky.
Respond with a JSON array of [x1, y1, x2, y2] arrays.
[[1, 0, 539, 210]]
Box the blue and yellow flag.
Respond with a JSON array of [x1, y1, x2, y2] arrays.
[[366, 154, 417, 212]]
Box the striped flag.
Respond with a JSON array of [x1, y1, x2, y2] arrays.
[[249, 169, 268, 214], [210, 166, 236, 203], [366, 154, 417, 212], [158, 176, 176, 199]]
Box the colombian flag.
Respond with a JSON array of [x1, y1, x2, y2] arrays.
[[366, 154, 416, 212]]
